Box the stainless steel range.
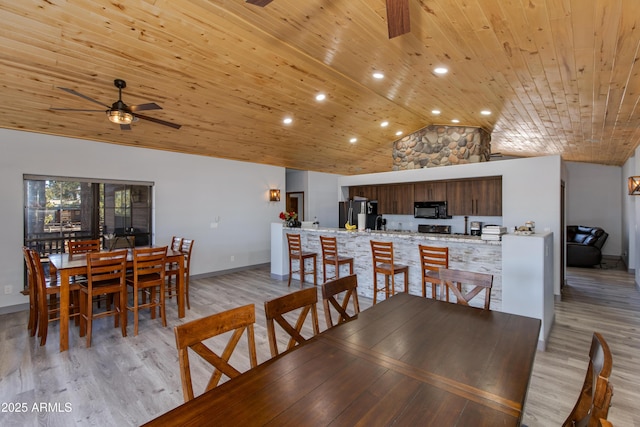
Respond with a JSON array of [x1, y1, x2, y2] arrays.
[[418, 224, 451, 234]]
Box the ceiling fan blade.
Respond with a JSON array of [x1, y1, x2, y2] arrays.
[[134, 113, 182, 129], [57, 87, 109, 108], [245, 0, 274, 6], [130, 103, 162, 112], [49, 108, 106, 112], [386, 0, 411, 39]]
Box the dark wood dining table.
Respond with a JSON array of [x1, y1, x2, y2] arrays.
[[48, 247, 185, 352], [143, 292, 541, 426]]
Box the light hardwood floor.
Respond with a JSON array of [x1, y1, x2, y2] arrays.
[[0, 264, 638, 426]]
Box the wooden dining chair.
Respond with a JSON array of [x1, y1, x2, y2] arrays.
[[174, 304, 258, 402], [321, 274, 360, 329], [29, 248, 81, 346], [264, 287, 320, 358], [319, 235, 353, 283], [170, 236, 183, 252], [370, 240, 408, 304], [22, 247, 39, 336], [166, 238, 194, 310], [126, 246, 168, 336], [438, 268, 494, 310], [79, 250, 128, 347], [68, 239, 101, 257], [286, 233, 317, 288], [419, 245, 449, 299], [563, 332, 614, 427]]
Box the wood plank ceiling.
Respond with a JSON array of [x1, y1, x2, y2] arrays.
[[1, 0, 639, 175]]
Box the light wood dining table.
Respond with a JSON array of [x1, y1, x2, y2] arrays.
[[143, 292, 541, 426], [48, 247, 186, 352]]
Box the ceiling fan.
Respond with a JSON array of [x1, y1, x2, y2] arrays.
[[51, 79, 181, 130], [245, 0, 410, 39]]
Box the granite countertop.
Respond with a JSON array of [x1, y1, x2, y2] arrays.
[[284, 226, 502, 244]]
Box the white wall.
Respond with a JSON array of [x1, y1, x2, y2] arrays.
[[0, 129, 285, 310], [286, 170, 341, 228], [564, 162, 622, 257], [622, 156, 635, 270], [338, 156, 564, 295]]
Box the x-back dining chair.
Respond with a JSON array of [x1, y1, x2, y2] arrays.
[[321, 274, 360, 329], [174, 304, 258, 402], [264, 287, 320, 358], [438, 268, 494, 310], [563, 332, 614, 427]]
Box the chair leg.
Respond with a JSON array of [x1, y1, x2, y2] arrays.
[[85, 292, 93, 348], [300, 258, 305, 288], [373, 272, 378, 305], [287, 258, 293, 287], [312, 256, 317, 286], [185, 274, 190, 310], [119, 289, 127, 337], [160, 284, 167, 327], [132, 288, 139, 336]]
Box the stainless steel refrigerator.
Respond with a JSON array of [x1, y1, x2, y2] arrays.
[[338, 200, 378, 229]]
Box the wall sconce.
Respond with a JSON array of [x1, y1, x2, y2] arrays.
[[269, 189, 281, 202], [629, 177, 640, 195]]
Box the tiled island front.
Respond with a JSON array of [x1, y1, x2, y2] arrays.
[[271, 224, 503, 311]]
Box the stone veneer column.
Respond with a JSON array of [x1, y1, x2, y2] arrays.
[[392, 125, 491, 171]]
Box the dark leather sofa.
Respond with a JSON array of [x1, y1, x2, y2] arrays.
[[566, 226, 608, 267]]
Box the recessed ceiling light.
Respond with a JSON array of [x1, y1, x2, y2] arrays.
[[349, 137, 358, 144], [380, 121, 389, 127], [431, 110, 441, 115], [481, 110, 491, 116], [451, 119, 460, 123], [372, 72, 385, 79], [395, 131, 403, 136], [315, 93, 326, 101], [434, 67, 448, 75], [283, 117, 293, 125]]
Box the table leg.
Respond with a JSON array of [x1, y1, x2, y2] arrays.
[[59, 271, 70, 352], [177, 260, 185, 318]]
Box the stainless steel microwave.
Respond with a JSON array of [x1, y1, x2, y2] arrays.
[[414, 201, 450, 219]]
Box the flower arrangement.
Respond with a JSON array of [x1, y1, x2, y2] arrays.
[[279, 211, 298, 221]]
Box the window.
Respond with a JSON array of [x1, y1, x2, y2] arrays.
[[23, 176, 153, 278]]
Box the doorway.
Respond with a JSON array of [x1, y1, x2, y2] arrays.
[[286, 192, 304, 221]]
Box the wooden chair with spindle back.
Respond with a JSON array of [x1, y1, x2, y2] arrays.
[[174, 304, 258, 402], [321, 274, 360, 329], [286, 233, 317, 288], [438, 268, 494, 310], [370, 240, 408, 304], [419, 245, 449, 299], [264, 287, 320, 358], [563, 332, 614, 427], [319, 235, 353, 283], [79, 250, 128, 347], [126, 246, 168, 336]]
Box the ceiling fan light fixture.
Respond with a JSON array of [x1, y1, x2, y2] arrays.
[[107, 109, 133, 125]]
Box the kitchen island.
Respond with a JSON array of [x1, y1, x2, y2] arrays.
[[271, 224, 503, 310]]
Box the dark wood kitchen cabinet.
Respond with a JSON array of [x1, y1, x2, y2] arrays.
[[447, 177, 502, 216], [414, 181, 447, 202], [378, 183, 414, 214], [349, 185, 378, 200]]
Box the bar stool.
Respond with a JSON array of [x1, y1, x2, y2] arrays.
[[370, 240, 408, 304], [286, 233, 317, 288], [319, 236, 353, 283], [419, 245, 449, 299]]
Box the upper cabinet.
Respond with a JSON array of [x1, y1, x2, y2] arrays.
[[349, 185, 378, 200], [414, 181, 447, 202], [349, 176, 502, 217], [447, 176, 502, 216], [378, 183, 414, 215]]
